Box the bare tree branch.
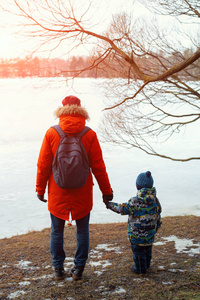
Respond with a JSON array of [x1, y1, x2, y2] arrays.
[[1, 0, 199, 161]]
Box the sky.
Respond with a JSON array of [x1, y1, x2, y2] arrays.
[[0, 0, 151, 59], [0, 0, 198, 60]]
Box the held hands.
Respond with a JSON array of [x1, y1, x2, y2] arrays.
[[103, 194, 113, 209], [37, 194, 47, 203]]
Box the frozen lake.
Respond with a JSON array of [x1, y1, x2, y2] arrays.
[[0, 77, 199, 239]]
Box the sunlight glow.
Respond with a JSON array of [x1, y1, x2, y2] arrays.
[[0, 0, 149, 59]]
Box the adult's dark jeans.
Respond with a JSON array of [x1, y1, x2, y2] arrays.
[[50, 213, 90, 269], [131, 243, 152, 274]]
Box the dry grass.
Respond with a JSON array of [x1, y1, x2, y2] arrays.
[[0, 216, 199, 299]]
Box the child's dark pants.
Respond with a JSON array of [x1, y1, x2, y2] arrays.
[[131, 244, 152, 274]]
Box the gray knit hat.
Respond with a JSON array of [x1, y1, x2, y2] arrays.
[[136, 171, 154, 190]]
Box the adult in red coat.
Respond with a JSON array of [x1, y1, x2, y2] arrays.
[[36, 95, 113, 280]]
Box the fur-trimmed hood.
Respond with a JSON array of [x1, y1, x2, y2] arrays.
[[54, 104, 90, 120]]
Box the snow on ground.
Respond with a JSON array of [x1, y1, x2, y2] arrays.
[[95, 243, 123, 253], [8, 291, 26, 299], [18, 281, 31, 286], [89, 244, 114, 270], [154, 236, 200, 256], [162, 281, 174, 285], [14, 260, 40, 270], [112, 287, 126, 294], [4, 239, 200, 299]]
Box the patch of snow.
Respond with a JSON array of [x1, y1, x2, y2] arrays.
[[89, 259, 112, 269], [154, 241, 166, 246], [157, 266, 165, 270], [65, 277, 73, 282], [19, 281, 30, 286], [57, 282, 65, 287], [102, 261, 112, 268], [112, 287, 126, 294], [65, 257, 74, 261], [99, 285, 105, 289], [95, 244, 122, 253], [95, 285, 108, 292], [94, 271, 103, 276], [169, 268, 186, 273], [133, 278, 143, 282], [162, 281, 174, 285], [163, 236, 200, 256], [89, 243, 122, 270], [15, 260, 32, 269], [8, 291, 26, 299], [14, 260, 40, 270], [31, 274, 53, 280], [89, 249, 102, 259], [168, 268, 186, 273], [64, 262, 74, 267], [154, 236, 200, 256], [89, 261, 102, 267], [52, 278, 73, 285], [90, 249, 99, 255], [168, 269, 177, 273]]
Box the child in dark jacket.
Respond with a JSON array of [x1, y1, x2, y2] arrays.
[[104, 171, 162, 274]]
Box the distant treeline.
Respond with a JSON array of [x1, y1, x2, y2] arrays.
[[0, 56, 95, 78], [0, 50, 199, 79]]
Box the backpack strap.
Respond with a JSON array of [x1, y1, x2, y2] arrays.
[[76, 126, 91, 138], [52, 125, 91, 139], [51, 125, 66, 138]]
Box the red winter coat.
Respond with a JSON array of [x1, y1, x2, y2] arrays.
[[36, 104, 112, 221]]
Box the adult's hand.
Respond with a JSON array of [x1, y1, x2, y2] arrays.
[[37, 194, 47, 203], [103, 194, 113, 208]]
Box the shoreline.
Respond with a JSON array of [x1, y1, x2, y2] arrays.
[[1, 214, 199, 241]]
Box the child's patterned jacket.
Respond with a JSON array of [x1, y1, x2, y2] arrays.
[[108, 187, 162, 246]]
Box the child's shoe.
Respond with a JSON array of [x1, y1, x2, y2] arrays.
[[131, 265, 146, 275], [54, 267, 66, 280], [70, 265, 84, 280]]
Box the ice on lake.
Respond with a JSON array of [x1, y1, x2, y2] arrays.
[[0, 77, 199, 239]]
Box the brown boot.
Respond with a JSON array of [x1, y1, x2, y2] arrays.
[[70, 266, 84, 280], [54, 267, 66, 280]]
